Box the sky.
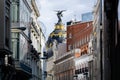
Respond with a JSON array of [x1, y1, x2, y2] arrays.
[[36, 0, 97, 39]]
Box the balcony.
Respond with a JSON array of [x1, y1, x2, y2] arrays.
[[15, 60, 32, 78], [20, 61, 32, 74]]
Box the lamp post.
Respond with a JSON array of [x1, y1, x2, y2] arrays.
[[11, 27, 26, 32]]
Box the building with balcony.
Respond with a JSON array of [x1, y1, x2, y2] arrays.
[[30, 0, 42, 79], [67, 21, 93, 80], [0, 0, 15, 80], [67, 21, 93, 52], [11, 0, 32, 79], [11, 0, 44, 80]]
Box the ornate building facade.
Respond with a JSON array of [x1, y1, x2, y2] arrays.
[[67, 21, 93, 80], [10, 0, 44, 80], [46, 11, 66, 80]]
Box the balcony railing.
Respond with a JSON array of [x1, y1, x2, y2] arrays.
[[20, 61, 32, 74], [15, 60, 32, 74]]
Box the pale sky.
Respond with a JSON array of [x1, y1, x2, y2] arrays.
[[36, 0, 97, 39]]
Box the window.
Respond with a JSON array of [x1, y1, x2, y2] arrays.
[[5, 17, 10, 48], [82, 38, 83, 45], [79, 40, 81, 46], [69, 33, 72, 38], [11, 32, 19, 60], [87, 35, 89, 42], [11, 1, 19, 22], [80, 40, 82, 46]]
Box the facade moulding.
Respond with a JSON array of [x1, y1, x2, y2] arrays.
[[31, 22, 40, 36], [31, 0, 40, 17]]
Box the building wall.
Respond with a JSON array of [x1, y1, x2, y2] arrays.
[[54, 52, 74, 80], [74, 54, 93, 80], [67, 20, 93, 80], [53, 21, 93, 80], [92, 0, 102, 80], [67, 21, 93, 54], [55, 61, 74, 80], [103, 0, 120, 80], [46, 53, 56, 80], [55, 43, 66, 59], [11, 0, 32, 61], [40, 29, 46, 80], [30, 0, 42, 79], [0, 0, 15, 80], [11, 0, 43, 80], [11, 0, 33, 80]]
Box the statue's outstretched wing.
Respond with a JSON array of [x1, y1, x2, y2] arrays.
[[54, 10, 66, 13], [61, 10, 66, 12]]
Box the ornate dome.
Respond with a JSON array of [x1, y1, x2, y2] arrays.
[[46, 24, 66, 48]]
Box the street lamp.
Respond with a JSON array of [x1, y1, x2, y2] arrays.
[[11, 27, 26, 32]]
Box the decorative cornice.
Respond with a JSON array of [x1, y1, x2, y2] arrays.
[[31, 0, 40, 17]]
